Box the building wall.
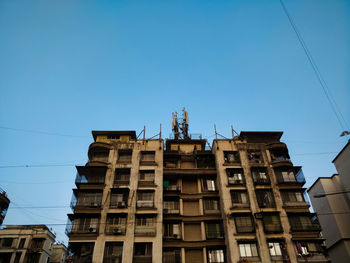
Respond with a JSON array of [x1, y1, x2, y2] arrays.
[[0, 225, 55, 263]]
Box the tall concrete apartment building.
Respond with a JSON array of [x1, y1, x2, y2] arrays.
[[308, 141, 350, 263], [66, 111, 329, 263]]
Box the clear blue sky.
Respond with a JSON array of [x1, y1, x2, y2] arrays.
[[0, 0, 349, 244]]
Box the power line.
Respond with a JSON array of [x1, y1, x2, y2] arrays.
[[279, 0, 349, 131], [0, 126, 88, 138]]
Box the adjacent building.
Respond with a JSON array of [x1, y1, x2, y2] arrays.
[[0, 187, 10, 225], [50, 244, 68, 263], [0, 225, 55, 263], [66, 111, 329, 263], [308, 140, 350, 263]]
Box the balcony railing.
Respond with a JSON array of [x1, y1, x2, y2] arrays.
[[114, 180, 129, 186], [228, 177, 245, 185], [163, 251, 181, 263], [66, 224, 99, 235], [103, 256, 123, 263], [137, 200, 154, 209], [263, 224, 283, 233], [133, 255, 152, 263], [138, 180, 155, 186], [236, 225, 255, 233], [134, 226, 156, 236], [110, 200, 127, 209], [72, 200, 102, 209], [75, 173, 105, 184], [207, 231, 224, 239], [253, 178, 270, 185], [290, 222, 321, 232], [105, 224, 126, 235], [89, 155, 109, 163]]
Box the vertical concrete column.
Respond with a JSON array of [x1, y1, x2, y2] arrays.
[[203, 247, 208, 263], [92, 147, 116, 263], [181, 248, 186, 263], [240, 146, 271, 263], [199, 198, 204, 215], [180, 199, 183, 215], [201, 221, 206, 240]]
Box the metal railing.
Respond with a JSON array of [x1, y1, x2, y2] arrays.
[[134, 226, 156, 236]]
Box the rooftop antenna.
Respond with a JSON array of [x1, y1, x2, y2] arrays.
[[172, 112, 179, 139], [181, 107, 189, 139]]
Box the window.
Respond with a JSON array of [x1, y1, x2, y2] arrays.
[[282, 171, 296, 182], [256, 190, 275, 208], [105, 215, 127, 235], [103, 242, 123, 263], [208, 249, 224, 263], [76, 192, 102, 207], [269, 242, 282, 256], [231, 191, 249, 206], [71, 217, 99, 233], [0, 238, 13, 248], [134, 243, 152, 261], [135, 216, 156, 236], [262, 214, 282, 233], [288, 214, 320, 231], [137, 191, 154, 208], [164, 223, 181, 238], [18, 238, 26, 249], [203, 177, 216, 192], [114, 169, 130, 185], [234, 215, 254, 233], [296, 241, 324, 256], [247, 150, 262, 163], [110, 191, 128, 208], [224, 151, 240, 164], [163, 249, 181, 263], [118, 150, 132, 163], [239, 243, 258, 257], [69, 242, 94, 263], [204, 199, 220, 212], [163, 200, 179, 212], [206, 222, 224, 239], [163, 179, 178, 191], [281, 191, 304, 203], [139, 170, 155, 185], [227, 168, 244, 185], [251, 168, 270, 184], [140, 151, 155, 162], [14, 252, 22, 263]]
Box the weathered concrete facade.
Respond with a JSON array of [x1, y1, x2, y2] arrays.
[[0, 225, 55, 263], [67, 129, 329, 263]]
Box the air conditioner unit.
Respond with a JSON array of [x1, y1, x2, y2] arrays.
[[113, 227, 122, 234]]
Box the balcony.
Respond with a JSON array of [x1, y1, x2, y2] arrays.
[[247, 150, 263, 164], [269, 146, 292, 166], [251, 168, 270, 185], [263, 224, 283, 233], [66, 217, 100, 236], [133, 255, 152, 263], [164, 201, 180, 214], [110, 200, 127, 209], [137, 200, 154, 209], [163, 251, 181, 263], [206, 230, 224, 239], [134, 226, 156, 236], [88, 143, 111, 165], [290, 222, 321, 232], [75, 166, 106, 186], [105, 224, 126, 235]]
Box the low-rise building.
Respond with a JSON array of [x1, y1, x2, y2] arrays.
[[308, 141, 350, 263], [49, 244, 68, 263], [0, 225, 55, 263]]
